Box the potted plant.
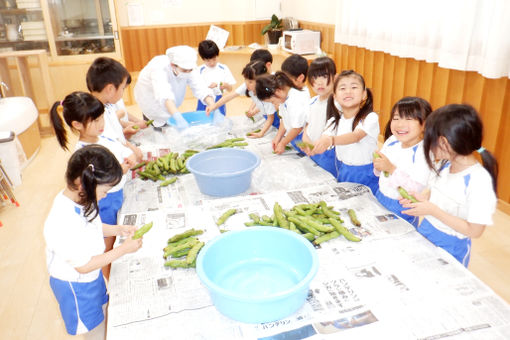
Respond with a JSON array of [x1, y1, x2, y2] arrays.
[[261, 14, 283, 46]]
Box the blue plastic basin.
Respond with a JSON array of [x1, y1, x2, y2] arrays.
[[186, 148, 260, 197], [196, 227, 319, 323], [167, 110, 213, 126]]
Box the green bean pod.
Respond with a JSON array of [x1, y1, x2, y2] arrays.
[[287, 216, 320, 236], [168, 229, 204, 243], [130, 161, 147, 170], [133, 222, 153, 239], [347, 209, 362, 227], [273, 203, 290, 229], [248, 213, 261, 223], [160, 177, 177, 187], [216, 208, 237, 226], [186, 242, 205, 265], [313, 231, 340, 245], [397, 186, 418, 203], [329, 218, 361, 242], [164, 259, 190, 268], [298, 216, 334, 233]]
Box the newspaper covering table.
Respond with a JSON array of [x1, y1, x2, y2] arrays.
[[107, 117, 510, 340]]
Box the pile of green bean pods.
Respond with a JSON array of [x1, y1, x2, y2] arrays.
[[132, 149, 200, 186], [244, 201, 362, 244], [163, 228, 205, 268]]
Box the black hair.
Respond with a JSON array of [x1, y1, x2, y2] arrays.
[[198, 40, 220, 60], [249, 49, 273, 64], [326, 69, 374, 131], [255, 71, 298, 101], [241, 60, 268, 96], [307, 56, 336, 87], [281, 54, 309, 82], [86, 57, 131, 93], [50, 91, 105, 151], [423, 104, 498, 193], [66, 144, 122, 221], [383, 96, 432, 140]]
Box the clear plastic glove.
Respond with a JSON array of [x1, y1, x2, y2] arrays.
[[173, 111, 189, 131], [212, 109, 225, 125]]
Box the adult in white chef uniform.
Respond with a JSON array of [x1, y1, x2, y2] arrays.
[[134, 45, 215, 129]]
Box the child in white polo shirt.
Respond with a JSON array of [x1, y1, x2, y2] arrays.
[[196, 40, 236, 115], [44, 145, 143, 336]]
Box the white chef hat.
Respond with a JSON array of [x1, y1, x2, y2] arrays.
[[166, 45, 197, 70]]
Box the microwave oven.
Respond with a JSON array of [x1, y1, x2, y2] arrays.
[[282, 30, 321, 55]]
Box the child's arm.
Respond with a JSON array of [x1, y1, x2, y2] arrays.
[[272, 124, 286, 152], [247, 114, 274, 139], [75, 224, 141, 274], [312, 129, 366, 155], [299, 125, 314, 155], [125, 141, 143, 163], [401, 193, 486, 238], [206, 91, 239, 114], [276, 127, 303, 154]]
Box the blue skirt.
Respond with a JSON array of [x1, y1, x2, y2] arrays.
[[197, 94, 225, 115], [49, 271, 108, 335], [311, 149, 337, 177], [98, 188, 123, 225], [335, 159, 379, 195], [375, 190, 419, 227], [418, 218, 471, 267]]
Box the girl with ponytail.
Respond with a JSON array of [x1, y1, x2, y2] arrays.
[[43, 145, 142, 336], [311, 70, 380, 194], [401, 104, 498, 267]]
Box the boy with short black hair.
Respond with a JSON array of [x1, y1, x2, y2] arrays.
[[196, 40, 236, 115], [86, 57, 142, 161], [281, 54, 309, 91]]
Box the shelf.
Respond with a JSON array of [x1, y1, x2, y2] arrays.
[[0, 8, 42, 14], [55, 34, 113, 42]]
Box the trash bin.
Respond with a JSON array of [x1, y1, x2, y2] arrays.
[[0, 131, 21, 187]]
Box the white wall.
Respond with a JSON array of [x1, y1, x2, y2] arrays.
[[115, 0, 282, 26], [281, 0, 337, 25]]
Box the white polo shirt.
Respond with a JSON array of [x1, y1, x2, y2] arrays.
[[323, 111, 379, 165], [279, 87, 310, 131], [44, 191, 105, 282], [305, 95, 328, 142], [198, 63, 236, 97], [425, 162, 497, 239]]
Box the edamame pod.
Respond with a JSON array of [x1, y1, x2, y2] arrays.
[[186, 242, 204, 265], [273, 203, 290, 229], [130, 161, 147, 170], [164, 259, 190, 268], [160, 177, 177, 187], [347, 209, 362, 227], [397, 186, 418, 203], [146, 119, 154, 126], [313, 231, 340, 245], [133, 222, 153, 239], [216, 208, 237, 225], [329, 218, 361, 242], [373, 152, 389, 177], [168, 229, 204, 243]]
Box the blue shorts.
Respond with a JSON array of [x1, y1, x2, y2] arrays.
[[98, 189, 123, 225], [418, 218, 471, 267], [263, 112, 280, 129], [310, 149, 337, 177], [49, 271, 108, 335], [375, 190, 419, 227], [335, 159, 379, 195], [197, 94, 225, 115]]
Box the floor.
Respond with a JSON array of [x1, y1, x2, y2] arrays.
[[0, 97, 509, 339]]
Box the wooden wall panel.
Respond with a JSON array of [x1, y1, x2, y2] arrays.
[[120, 21, 267, 72], [332, 42, 510, 203]]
